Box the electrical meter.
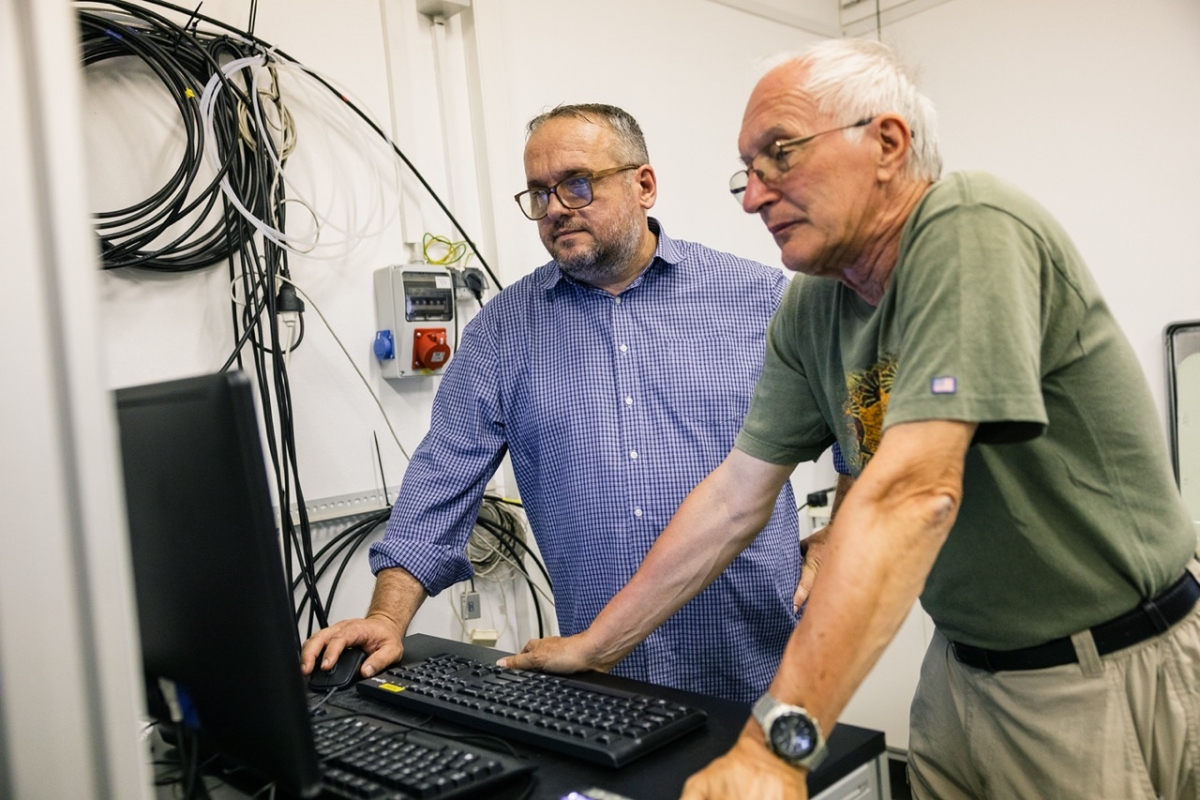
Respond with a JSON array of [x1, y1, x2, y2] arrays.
[[373, 264, 455, 379]]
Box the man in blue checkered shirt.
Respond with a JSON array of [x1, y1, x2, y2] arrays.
[[302, 104, 842, 703]]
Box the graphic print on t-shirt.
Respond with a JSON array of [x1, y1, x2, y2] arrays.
[[843, 353, 897, 470]]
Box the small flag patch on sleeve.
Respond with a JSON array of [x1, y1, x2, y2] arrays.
[[930, 376, 957, 395]]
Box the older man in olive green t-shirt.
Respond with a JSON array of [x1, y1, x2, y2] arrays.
[[503, 39, 1200, 800]]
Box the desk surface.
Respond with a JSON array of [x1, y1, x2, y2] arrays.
[[327, 634, 886, 800]]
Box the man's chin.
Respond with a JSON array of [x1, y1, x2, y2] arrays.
[[552, 243, 597, 269], [779, 238, 826, 276], [778, 245, 807, 273]]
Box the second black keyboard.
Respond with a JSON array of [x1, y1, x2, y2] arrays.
[[311, 709, 535, 799], [356, 653, 707, 768]]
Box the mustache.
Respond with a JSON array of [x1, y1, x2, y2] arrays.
[[551, 220, 588, 237]]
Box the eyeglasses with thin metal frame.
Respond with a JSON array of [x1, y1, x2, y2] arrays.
[[514, 164, 641, 220], [729, 117, 875, 199]]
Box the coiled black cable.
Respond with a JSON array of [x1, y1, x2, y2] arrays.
[[79, 4, 263, 271], [79, 0, 503, 290], [294, 509, 391, 631]]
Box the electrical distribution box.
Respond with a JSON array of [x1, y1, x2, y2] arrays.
[[373, 264, 455, 379]]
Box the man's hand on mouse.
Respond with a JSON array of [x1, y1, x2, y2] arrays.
[[300, 615, 405, 679]]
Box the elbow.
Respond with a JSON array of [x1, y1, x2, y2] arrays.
[[862, 465, 964, 546], [928, 490, 959, 527], [915, 484, 962, 545]]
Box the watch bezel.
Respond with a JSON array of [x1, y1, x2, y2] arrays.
[[752, 692, 828, 770], [768, 710, 820, 759]]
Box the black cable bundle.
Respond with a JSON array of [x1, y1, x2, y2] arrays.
[[295, 495, 554, 642], [79, 0, 329, 628], [78, 2, 264, 272], [78, 0, 504, 290], [294, 508, 391, 630]]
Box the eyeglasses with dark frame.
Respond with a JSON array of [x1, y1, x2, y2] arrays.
[[729, 117, 875, 199], [514, 165, 641, 220]]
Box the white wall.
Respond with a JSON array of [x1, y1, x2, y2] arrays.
[[55, 0, 1200, 764]]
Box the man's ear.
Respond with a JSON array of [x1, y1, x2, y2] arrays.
[[875, 114, 912, 181], [635, 164, 658, 210]]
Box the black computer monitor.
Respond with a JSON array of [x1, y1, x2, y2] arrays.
[[115, 371, 321, 798]]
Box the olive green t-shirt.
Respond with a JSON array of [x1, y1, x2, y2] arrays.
[[737, 171, 1195, 649]]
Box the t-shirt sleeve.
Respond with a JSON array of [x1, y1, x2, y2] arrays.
[[736, 280, 836, 464], [884, 202, 1050, 442]]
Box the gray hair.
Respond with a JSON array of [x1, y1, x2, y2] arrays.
[[526, 103, 650, 166], [769, 39, 942, 182]]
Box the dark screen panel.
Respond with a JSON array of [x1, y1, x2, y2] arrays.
[[115, 371, 320, 798]]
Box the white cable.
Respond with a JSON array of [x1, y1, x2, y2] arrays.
[[281, 314, 299, 371], [229, 274, 251, 306], [489, 578, 510, 645], [238, 65, 297, 159], [469, 536, 555, 607], [468, 530, 513, 580], [199, 51, 405, 262], [376, 0, 410, 237], [198, 55, 319, 252]]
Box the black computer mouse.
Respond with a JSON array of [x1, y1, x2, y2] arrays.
[[309, 646, 367, 692]]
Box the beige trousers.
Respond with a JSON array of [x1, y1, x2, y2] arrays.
[[908, 562, 1200, 800]]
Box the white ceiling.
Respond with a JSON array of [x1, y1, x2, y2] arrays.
[[705, 0, 958, 38]]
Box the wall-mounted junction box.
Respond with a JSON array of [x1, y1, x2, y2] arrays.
[[373, 264, 455, 379]]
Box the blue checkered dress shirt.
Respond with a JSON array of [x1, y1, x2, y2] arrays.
[[370, 220, 802, 702]]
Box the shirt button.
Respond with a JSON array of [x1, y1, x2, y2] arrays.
[[624, 396, 633, 406], [619, 344, 628, 353], [614, 297, 622, 304], [634, 508, 643, 518], [630, 451, 638, 460]]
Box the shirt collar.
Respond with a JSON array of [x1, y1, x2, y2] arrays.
[[538, 217, 680, 295]]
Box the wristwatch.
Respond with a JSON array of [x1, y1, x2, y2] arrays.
[[751, 692, 828, 770]]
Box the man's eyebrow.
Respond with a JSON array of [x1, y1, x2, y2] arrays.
[[763, 125, 802, 144], [738, 128, 792, 163], [527, 168, 590, 189]]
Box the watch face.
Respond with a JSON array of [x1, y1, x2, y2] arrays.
[[770, 713, 818, 760]]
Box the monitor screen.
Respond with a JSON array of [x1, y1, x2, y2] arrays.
[[114, 371, 321, 798]]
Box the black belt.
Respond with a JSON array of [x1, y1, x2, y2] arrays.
[[951, 568, 1200, 672]]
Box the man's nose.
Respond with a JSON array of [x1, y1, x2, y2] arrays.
[[740, 170, 778, 215], [544, 190, 576, 220]]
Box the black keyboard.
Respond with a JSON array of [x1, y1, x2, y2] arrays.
[[311, 709, 535, 799], [356, 653, 707, 768]]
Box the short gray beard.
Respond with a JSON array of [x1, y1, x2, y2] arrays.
[[555, 222, 645, 287]]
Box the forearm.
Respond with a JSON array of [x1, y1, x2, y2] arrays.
[[775, 497, 949, 726], [366, 567, 428, 640], [767, 421, 972, 731], [584, 451, 792, 666]]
